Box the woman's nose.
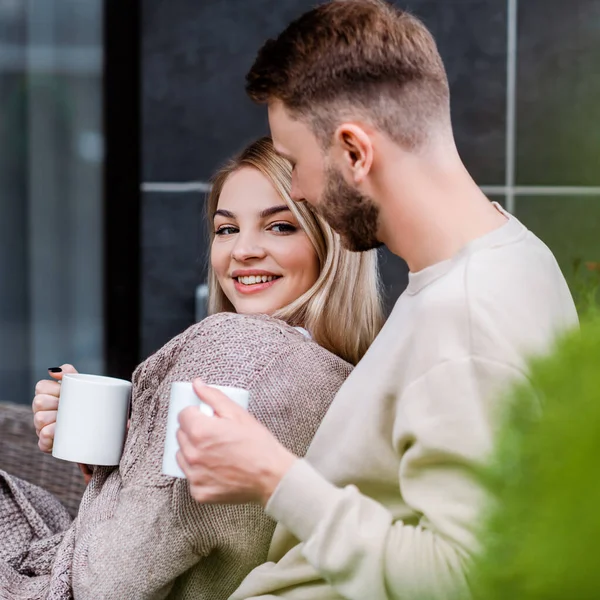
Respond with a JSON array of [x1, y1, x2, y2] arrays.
[[230, 232, 267, 262]]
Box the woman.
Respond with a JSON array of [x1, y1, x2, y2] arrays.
[[10, 137, 383, 599]]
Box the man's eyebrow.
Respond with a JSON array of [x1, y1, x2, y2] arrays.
[[260, 205, 291, 219], [213, 209, 235, 219]]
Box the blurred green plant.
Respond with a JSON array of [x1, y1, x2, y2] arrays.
[[571, 258, 600, 317], [472, 317, 600, 600]]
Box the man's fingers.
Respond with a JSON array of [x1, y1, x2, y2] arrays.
[[38, 423, 56, 453], [192, 379, 247, 419], [176, 428, 203, 464], [178, 405, 208, 440], [176, 441, 204, 480], [175, 447, 191, 475]]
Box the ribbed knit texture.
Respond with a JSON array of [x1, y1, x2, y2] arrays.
[[0, 313, 351, 599]]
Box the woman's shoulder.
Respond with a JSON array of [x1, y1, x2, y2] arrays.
[[191, 312, 308, 342], [183, 313, 351, 372], [170, 312, 317, 365], [133, 313, 349, 386]]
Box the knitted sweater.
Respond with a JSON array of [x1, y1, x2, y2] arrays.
[[0, 313, 352, 599]]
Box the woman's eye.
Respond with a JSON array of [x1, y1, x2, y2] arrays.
[[215, 226, 238, 236], [269, 222, 297, 234]]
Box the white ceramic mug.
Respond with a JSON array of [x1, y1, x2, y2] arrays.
[[52, 373, 132, 466], [162, 382, 250, 478]]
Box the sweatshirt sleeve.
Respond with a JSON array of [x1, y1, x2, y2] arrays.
[[266, 356, 528, 600]]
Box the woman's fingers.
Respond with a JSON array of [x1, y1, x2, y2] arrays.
[[32, 365, 78, 454], [34, 379, 61, 398], [78, 464, 93, 485], [38, 422, 56, 454], [33, 409, 58, 435], [32, 386, 60, 450], [47, 364, 78, 382], [32, 393, 60, 415]]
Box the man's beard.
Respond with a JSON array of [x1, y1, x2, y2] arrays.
[[317, 165, 383, 252]]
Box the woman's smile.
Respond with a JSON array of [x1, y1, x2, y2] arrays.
[[232, 270, 283, 295]]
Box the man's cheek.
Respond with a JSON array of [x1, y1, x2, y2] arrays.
[[306, 173, 322, 202]]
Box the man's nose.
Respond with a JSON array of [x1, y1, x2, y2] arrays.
[[290, 171, 304, 202]]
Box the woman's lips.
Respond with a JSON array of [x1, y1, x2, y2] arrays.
[[232, 277, 281, 295]]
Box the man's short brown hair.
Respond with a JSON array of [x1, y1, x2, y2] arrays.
[[246, 0, 450, 149]]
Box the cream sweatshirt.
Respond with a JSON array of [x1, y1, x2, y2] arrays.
[[231, 206, 578, 600]]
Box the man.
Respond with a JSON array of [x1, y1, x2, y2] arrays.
[[176, 1, 578, 598]]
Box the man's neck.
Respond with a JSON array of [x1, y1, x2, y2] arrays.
[[377, 152, 508, 273]]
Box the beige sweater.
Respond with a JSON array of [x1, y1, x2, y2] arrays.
[[232, 207, 578, 600], [0, 313, 351, 600]]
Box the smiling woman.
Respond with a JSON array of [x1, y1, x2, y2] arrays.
[[207, 136, 383, 365], [211, 166, 320, 317]]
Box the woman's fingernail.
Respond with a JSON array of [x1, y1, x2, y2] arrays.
[[48, 367, 62, 373]]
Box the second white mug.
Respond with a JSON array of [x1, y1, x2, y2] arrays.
[[162, 382, 250, 478]]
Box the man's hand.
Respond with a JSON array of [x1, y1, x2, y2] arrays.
[[176, 379, 297, 506]]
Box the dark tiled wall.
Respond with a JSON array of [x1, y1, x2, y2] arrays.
[[141, 192, 207, 357], [514, 0, 600, 291], [141, 0, 599, 358], [142, 0, 318, 182], [516, 0, 600, 186], [0, 4, 30, 400], [407, 0, 508, 185]]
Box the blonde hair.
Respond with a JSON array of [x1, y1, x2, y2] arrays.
[[206, 136, 383, 365]]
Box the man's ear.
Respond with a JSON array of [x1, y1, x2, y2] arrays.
[[333, 124, 373, 184]]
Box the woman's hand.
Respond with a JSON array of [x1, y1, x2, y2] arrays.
[[32, 364, 93, 484]]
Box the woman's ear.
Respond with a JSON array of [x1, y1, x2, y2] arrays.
[[333, 124, 374, 184]]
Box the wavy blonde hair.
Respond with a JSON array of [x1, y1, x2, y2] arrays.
[[206, 136, 383, 365]]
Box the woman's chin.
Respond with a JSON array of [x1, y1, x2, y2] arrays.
[[233, 300, 279, 316]]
